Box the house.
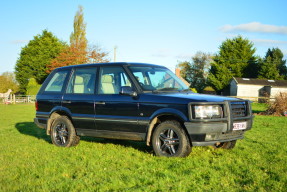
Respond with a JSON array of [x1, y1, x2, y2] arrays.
[[230, 77, 287, 101]]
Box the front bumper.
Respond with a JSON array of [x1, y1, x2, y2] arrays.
[[184, 121, 247, 146], [185, 100, 254, 146]]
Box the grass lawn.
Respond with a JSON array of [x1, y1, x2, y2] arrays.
[[252, 103, 268, 114], [0, 103, 286, 191]]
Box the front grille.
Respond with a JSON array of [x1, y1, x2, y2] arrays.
[[231, 101, 247, 117]]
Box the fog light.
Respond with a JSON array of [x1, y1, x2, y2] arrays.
[[205, 134, 217, 141]]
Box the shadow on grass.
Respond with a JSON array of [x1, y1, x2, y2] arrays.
[[81, 136, 153, 154], [15, 122, 153, 153], [15, 122, 51, 143], [252, 110, 266, 114]]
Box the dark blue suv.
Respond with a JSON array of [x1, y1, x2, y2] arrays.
[[34, 62, 253, 157]]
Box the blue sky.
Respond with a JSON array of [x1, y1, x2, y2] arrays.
[[1, 0, 287, 74]]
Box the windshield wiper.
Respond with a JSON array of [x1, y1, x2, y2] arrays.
[[180, 88, 192, 92], [152, 88, 179, 93]]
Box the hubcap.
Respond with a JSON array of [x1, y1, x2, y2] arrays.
[[158, 129, 180, 155], [54, 123, 68, 145]]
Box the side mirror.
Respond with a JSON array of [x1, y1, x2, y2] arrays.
[[120, 86, 137, 97]]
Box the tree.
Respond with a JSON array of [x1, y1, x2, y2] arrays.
[[47, 6, 109, 72], [15, 30, 66, 93], [178, 52, 212, 92], [259, 48, 286, 79], [258, 57, 281, 80], [70, 5, 87, 53], [0, 72, 19, 93], [87, 45, 110, 63], [208, 36, 257, 94], [208, 63, 233, 94], [48, 45, 86, 72]]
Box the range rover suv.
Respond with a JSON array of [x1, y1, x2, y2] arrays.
[[34, 62, 253, 157]]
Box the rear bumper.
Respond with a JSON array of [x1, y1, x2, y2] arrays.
[[34, 118, 46, 129]]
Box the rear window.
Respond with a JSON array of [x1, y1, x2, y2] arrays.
[[44, 70, 68, 92]]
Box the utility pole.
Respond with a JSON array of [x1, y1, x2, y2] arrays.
[[114, 46, 117, 62]]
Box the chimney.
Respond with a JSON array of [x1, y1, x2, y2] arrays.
[[175, 68, 190, 87], [175, 68, 181, 77]]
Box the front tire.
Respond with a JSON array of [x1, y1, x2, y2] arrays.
[[50, 116, 80, 147], [152, 120, 191, 157]]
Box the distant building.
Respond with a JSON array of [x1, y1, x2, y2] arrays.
[[230, 77, 287, 101]]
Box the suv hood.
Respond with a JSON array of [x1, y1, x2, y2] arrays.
[[142, 92, 240, 104]]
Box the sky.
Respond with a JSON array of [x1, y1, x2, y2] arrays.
[[1, 0, 287, 74]]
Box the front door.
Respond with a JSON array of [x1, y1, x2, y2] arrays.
[[94, 66, 145, 135]]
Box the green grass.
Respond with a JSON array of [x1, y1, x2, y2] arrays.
[[252, 103, 268, 114], [0, 104, 286, 191]]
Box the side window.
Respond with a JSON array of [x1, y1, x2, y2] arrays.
[[98, 66, 133, 94], [44, 70, 68, 92], [120, 72, 131, 87], [132, 72, 146, 85], [66, 68, 97, 94]]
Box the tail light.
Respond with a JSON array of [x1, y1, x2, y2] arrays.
[[35, 101, 39, 111]]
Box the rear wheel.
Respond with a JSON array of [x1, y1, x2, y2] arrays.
[[51, 116, 80, 147], [152, 120, 191, 157], [214, 140, 237, 149]]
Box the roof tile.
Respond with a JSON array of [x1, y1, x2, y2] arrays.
[[233, 77, 287, 87]]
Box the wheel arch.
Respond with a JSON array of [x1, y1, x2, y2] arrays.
[[46, 107, 73, 135], [146, 109, 189, 146]]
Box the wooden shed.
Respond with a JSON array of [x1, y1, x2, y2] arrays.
[[230, 77, 287, 101]]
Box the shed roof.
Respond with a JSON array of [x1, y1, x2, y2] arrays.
[[233, 77, 287, 87]]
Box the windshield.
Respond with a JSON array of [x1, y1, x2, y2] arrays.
[[129, 66, 189, 92]]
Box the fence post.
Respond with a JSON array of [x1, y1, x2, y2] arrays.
[[13, 94, 16, 104]]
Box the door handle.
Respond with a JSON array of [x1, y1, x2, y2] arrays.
[[62, 100, 71, 104], [95, 101, 105, 105]]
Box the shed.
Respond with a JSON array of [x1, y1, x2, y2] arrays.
[[230, 77, 287, 100]]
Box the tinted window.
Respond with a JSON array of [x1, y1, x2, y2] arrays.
[[66, 67, 97, 94], [98, 66, 133, 94], [44, 70, 68, 92]]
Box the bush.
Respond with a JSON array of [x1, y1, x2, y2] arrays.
[[190, 88, 197, 93], [266, 92, 287, 116], [26, 78, 41, 95]]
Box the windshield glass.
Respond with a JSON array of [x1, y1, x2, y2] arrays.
[[129, 66, 189, 92]]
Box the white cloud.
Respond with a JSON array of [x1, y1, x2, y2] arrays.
[[175, 53, 194, 60], [252, 39, 287, 45], [220, 22, 287, 35], [11, 40, 29, 44], [151, 49, 171, 58], [152, 50, 195, 61]]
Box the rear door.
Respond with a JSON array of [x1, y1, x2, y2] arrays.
[[62, 67, 97, 130]]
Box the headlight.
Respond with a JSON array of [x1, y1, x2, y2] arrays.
[[194, 105, 222, 119]]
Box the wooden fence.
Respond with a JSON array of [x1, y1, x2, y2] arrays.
[[229, 96, 275, 103], [1, 95, 36, 104]]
